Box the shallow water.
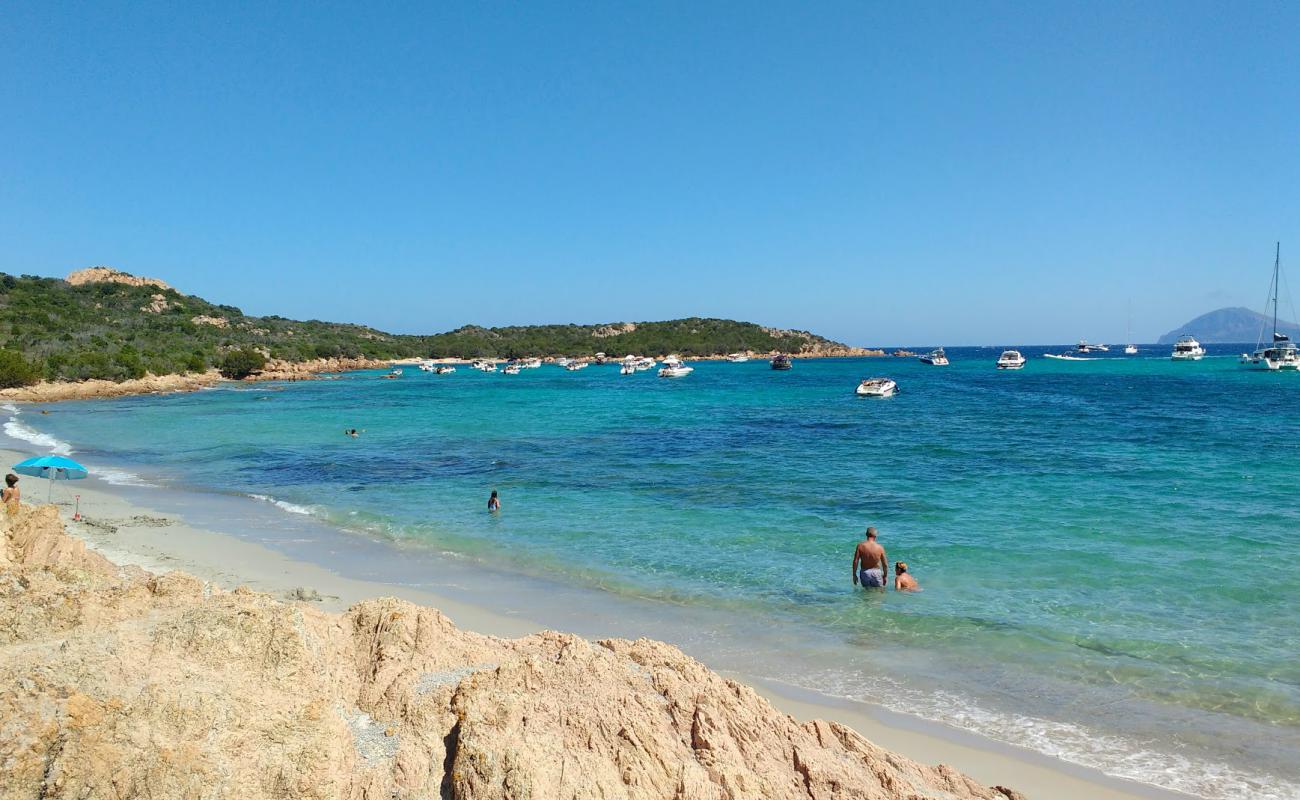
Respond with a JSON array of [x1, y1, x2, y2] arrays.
[[10, 346, 1300, 799]]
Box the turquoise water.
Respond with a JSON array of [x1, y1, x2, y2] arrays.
[[8, 347, 1299, 799]]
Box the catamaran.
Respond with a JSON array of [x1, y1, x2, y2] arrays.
[[1240, 243, 1299, 371]]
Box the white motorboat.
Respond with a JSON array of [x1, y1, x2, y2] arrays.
[[855, 377, 897, 397], [434, 365, 456, 374], [1241, 243, 1299, 371], [555, 357, 570, 367], [658, 364, 694, 378], [1043, 352, 1093, 361], [471, 360, 497, 373], [417, 361, 436, 372], [918, 348, 949, 366], [388, 368, 403, 377], [634, 357, 656, 371], [522, 357, 543, 369], [502, 364, 521, 375], [565, 361, 588, 371], [594, 352, 608, 365], [727, 353, 750, 363], [620, 363, 636, 375], [1076, 341, 1109, 353], [1171, 335, 1205, 361], [1124, 344, 1138, 355], [996, 350, 1026, 369]]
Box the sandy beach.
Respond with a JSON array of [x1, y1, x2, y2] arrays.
[[0, 444, 1197, 800]]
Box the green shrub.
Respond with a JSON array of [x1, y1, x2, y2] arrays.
[[0, 349, 40, 388], [218, 348, 266, 379]]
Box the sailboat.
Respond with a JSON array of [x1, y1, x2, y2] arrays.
[[1240, 243, 1299, 371]]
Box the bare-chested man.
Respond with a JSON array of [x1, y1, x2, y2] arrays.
[[852, 527, 888, 589]]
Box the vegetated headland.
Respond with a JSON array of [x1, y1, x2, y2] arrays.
[[0, 267, 878, 399]]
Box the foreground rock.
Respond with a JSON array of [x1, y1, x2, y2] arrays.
[[0, 371, 222, 402], [0, 506, 1025, 800]]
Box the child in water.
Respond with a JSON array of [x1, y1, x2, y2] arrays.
[[894, 562, 920, 591]]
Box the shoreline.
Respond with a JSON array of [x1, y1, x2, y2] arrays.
[[0, 444, 1194, 800]]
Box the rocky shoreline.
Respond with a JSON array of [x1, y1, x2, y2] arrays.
[[0, 504, 1026, 799]]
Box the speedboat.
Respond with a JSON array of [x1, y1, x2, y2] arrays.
[[770, 354, 793, 370], [471, 360, 497, 372], [1044, 352, 1092, 361], [565, 361, 588, 371], [727, 353, 750, 363], [855, 377, 897, 397], [555, 357, 570, 367], [434, 365, 456, 374], [1241, 244, 1299, 371], [1171, 335, 1205, 361], [522, 358, 543, 369], [1076, 341, 1109, 353], [634, 357, 656, 371], [620, 363, 636, 375], [658, 364, 693, 378], [918, 348, 949, 366], [594, 352, 608, 365], [388, 368, 403, 377], [996, 350, 1026, 369], [503, 364, 521, 375], [417, 361, 436, 372]]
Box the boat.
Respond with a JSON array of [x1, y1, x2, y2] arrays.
[[1240, 243, 1299, 371], [1075, 341, 1109, 353], [727, 353, 750, 363], [434, 365, 456, 375], [417, 361, 436, 372], [1123, 303, 1138, 354], [1171, 335, 1205, 361], [388, 368, 403, 377], [502, 364, 521, 375], [996, 350, 1026, 370], [565, 361, 588, 371], [658, 364, 694, 378], [855, 377, 897, 397], [471, 360, 497, 373], [1124, 344, 1138, 355], [770, 354, 793, 370], [1043, 352, 1093, 361], [918, 348, 949, 366], [522, 358, 543, 369], [594, 352, 608, 365], [620, 363, 636, 375], [555, 357, 570, 367], [634, 357, 656, 371]]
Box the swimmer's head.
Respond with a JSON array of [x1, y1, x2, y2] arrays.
[[895, 561, 907, 574], [865, 527, 877, 539]]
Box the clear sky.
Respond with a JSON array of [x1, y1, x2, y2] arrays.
[[3, 2, 1297, 346]]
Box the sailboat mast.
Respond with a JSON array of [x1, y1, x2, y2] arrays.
[[1273, 242, 1280, 338]]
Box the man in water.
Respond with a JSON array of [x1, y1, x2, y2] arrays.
[[852, 527, 888, 589]]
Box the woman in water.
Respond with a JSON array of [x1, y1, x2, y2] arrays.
[[487, 490, 500, 512], [2, 474, 20, 515], [894, 561, 920, 591]]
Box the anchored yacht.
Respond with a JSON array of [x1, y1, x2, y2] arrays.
[[855, 377, 897, 397], [1241, 245, 1299, 371], [996, 350, 1026, 370], [1171, 336, 1205, 361], [770, 354, 793, 370], [918, 348, 949, 366], [728, 353, 750, 363]]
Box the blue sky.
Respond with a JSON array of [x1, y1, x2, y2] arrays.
[[2, 2, 1297, 346]]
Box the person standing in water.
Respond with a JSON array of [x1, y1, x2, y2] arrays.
[[2, 474, 19, 515], [487, 490, 500, 512], [852, 527, 888, 589]]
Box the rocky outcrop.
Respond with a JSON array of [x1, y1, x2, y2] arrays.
[[0, 371, 222, 402], [0, 506, 1026, 800], [254, 356, 395, 381], [66, 266, 173, 292]]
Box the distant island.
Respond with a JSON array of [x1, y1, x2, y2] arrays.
[[0, 267, 873, 389], [1157, 306, 1300, 344]]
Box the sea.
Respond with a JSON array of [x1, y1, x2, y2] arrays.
[[6, 345, 1298, 800]]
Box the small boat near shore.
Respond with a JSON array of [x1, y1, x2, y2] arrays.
[[996, 350, 1026, 370], [918, 348, 948, 366], [503, 364, 521, 375], [658, 356, 693, 378], [1043, 353, 1093, 361], [855, 377, 897, 397], [770, 354, 792, 370], [434, 365, 456, 375], [727, 353, 750, 363]]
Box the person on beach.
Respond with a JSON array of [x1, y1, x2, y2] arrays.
[[2, 474, 19, 515], [894, 561, 920, 592], [487, 490, 500, 512], [852, 527, 888, 589]]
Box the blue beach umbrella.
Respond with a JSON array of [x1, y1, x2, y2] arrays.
[[12, 455, 89, 501]]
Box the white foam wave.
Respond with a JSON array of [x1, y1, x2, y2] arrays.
[[2, 417, 74, 455], [93, 467, 158, 488], [248, 493, 316, 516], [778, 669, 1296, 800]]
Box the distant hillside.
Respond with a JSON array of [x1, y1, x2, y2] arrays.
[[0, 269, 863, 384], [424, 320, 864, 359], [1158, 307, 1300, 344]]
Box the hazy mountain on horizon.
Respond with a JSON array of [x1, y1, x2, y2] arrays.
[[1157, 307, 1300, 344]]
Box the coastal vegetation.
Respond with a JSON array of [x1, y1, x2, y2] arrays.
[[0, 269, 862, 383]]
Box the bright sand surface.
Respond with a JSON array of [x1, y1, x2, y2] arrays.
[[4, 446, 1195, 800]]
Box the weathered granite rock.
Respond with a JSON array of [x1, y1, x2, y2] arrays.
[[66, 266, 173, 292], [0, 506, 1026, 800]]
